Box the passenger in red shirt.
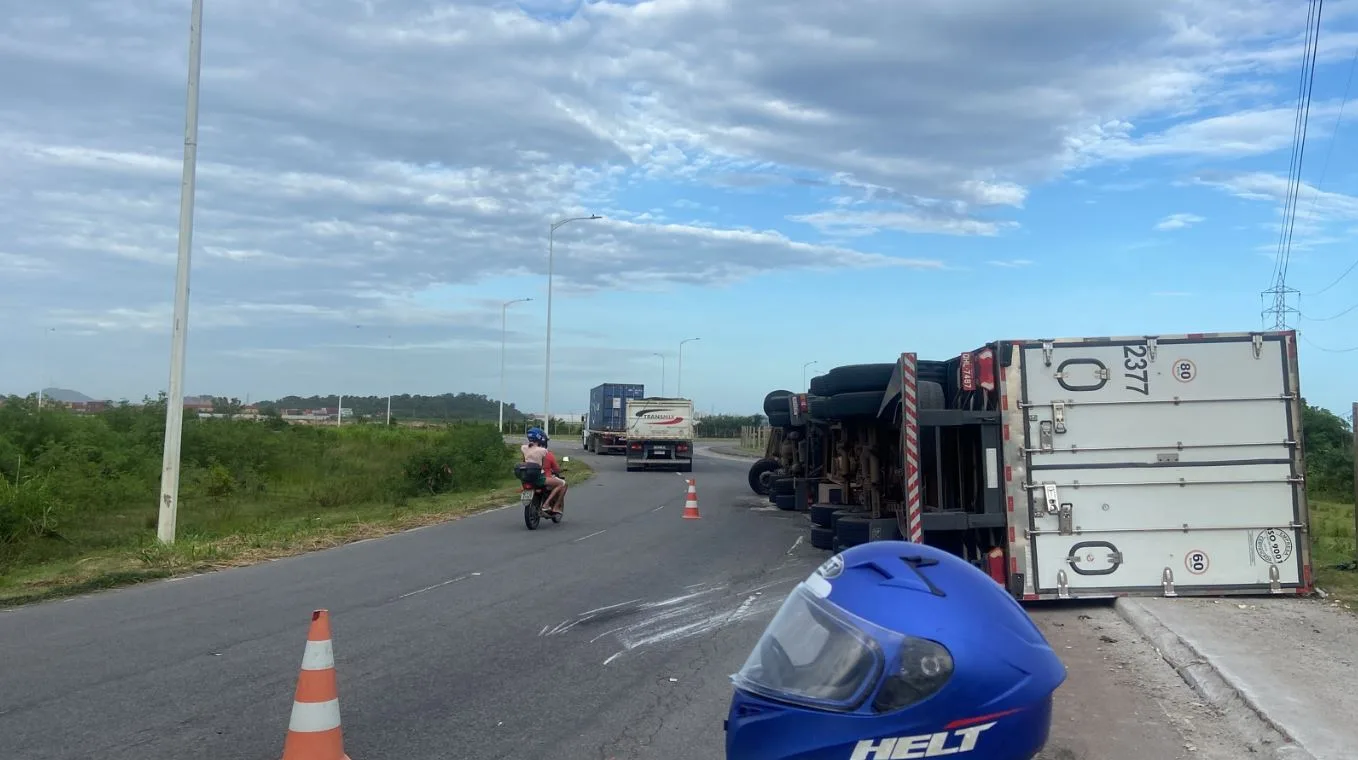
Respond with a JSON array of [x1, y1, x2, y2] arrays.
[[541, 445, 567, 516]]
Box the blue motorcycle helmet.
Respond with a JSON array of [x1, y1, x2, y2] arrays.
[[526, 426, 547, 445], [725, 541, 1066, 760]]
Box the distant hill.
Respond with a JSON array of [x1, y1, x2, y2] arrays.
[[261, 392, 526, 422], [40, 388, 94, 403]]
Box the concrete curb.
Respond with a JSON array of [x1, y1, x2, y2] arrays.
[[1113, 598, 1315, 760], [703, 445, 762, 461]]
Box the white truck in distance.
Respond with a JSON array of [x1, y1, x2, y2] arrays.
[[624, 397, 695, 473]]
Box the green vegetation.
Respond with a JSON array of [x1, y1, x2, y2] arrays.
[[261, 392, 528, 423], [1303, 403, 1356, 604], [0, 394, 590, 606], [695, 414, 765, 439]]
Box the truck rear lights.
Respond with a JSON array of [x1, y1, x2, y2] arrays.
[[677, 443, 689, 452], [630, 442, 642, 450], [976, 348, 996, 392]]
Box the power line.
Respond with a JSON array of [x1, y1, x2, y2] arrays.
[[1303, 300, 1358, 321], [1302, 332, 1358, 353], [1305, 42, 1358, 297], [1263, 0, 1325, 330]]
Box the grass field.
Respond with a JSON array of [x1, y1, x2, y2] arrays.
[[1310, 497, 1357, 606], [0, 399, 593, 606]]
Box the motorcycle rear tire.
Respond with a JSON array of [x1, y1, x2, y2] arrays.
[[524, 492, 543, 530]]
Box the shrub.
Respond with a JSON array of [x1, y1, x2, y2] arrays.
[[0, 398, 520, 573]]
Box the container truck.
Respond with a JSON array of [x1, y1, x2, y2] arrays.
[[583, 382, 645, 454], [624, 397, 696, 472], [750, 330, 1313, 601]]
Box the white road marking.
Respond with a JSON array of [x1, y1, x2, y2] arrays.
[[581, 598, 644, 617], [603, 651, 624, 665], [651, 505, 665, 512], [396, 571, 482, 600], [573, 529, 607, 543], [786, 536, 804, 554]]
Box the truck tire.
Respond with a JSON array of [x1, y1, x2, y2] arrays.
[[808, 374, 827, 396], [809, 526, 835, 551], [767, 410, 793, 428], [809, 504, 838, 528], [822, 363, 894, 396], [771, 476, 795, 496], [829, 509, 858, 532], [774, 493, 797, 511], [836, 515, 871, 548], [819, 391, 885, 420], [763, 390, 793, 417], [918, 379, 946, 411], [748, 459, 780, 495]]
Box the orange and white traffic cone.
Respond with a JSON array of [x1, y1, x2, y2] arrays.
[[281, 610, 351, 760], [682, 478, 701, 520]]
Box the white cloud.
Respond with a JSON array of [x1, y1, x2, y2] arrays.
[[1, 0, 1353, 402], [988, 259, 1035, 268], [1154, 212, 1206, 231]]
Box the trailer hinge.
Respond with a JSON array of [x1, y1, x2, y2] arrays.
[[1268, 564, 1282, 594], [1251, 332, 1264, 359], [1057, 503, 1074, 536], [1042, 341, 1054, 366], [1041, 482, 1060, 514], [1161, 567, 1177, 597], [1146, 337, 1158, 362], [1056, 569, 1071, 599]]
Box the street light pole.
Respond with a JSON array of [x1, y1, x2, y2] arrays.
[[677, 337, 700, 397], [500, 297, 532, 433], [156, 0, 205, 546], [653, 352, 666, 396], [543, 214, 602, 437], [803, 360, 819, 392], [385, 333, 393, 426]]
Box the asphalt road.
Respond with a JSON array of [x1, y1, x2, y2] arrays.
[[0, 444, 1253, 760]]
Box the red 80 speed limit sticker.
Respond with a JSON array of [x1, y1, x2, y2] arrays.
[[1172, 359, 1196, 383], [1184, 549, 1210, 575]]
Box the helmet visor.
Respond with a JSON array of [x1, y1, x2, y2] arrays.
[[731, 583, 885, 712]]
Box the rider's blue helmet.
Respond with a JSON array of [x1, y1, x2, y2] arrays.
[[526, 426, 547, 445], [724, 541, 1066, 760]]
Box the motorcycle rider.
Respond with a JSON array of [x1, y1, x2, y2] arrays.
[[521, 427, 565, 516], [541, 440, 568, 516]]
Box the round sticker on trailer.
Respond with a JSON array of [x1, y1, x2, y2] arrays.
[[1255, 529, 1294, 565], [1184, 549, 1210, 575], [1172, 358, 1197, 383]]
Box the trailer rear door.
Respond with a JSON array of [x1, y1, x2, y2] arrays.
[[1016, 332, 1310, 598]]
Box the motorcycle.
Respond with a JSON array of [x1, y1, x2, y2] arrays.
[[514, 457, 570, 530]]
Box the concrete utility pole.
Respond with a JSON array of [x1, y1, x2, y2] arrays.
[[1352, 402, 1357, 563], [543, 214, 602, 437], [156, 0, 205, 545], [500, 297, 532, 433], [677, 337, 700, 397]]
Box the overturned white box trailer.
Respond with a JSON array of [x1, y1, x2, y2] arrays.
[[882, 330, 1313, 600]]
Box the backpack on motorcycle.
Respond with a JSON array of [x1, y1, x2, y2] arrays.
[[514, 461, 544, 485]]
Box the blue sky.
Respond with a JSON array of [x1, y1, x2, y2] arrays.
[[3, 0, 1358, 418]]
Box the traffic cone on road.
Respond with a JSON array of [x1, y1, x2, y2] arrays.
[[682, 478, 701, 520], [281, 610, 351, 760]]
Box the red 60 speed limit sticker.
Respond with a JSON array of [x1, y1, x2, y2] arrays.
[[1184, 549, 1210, 575]]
